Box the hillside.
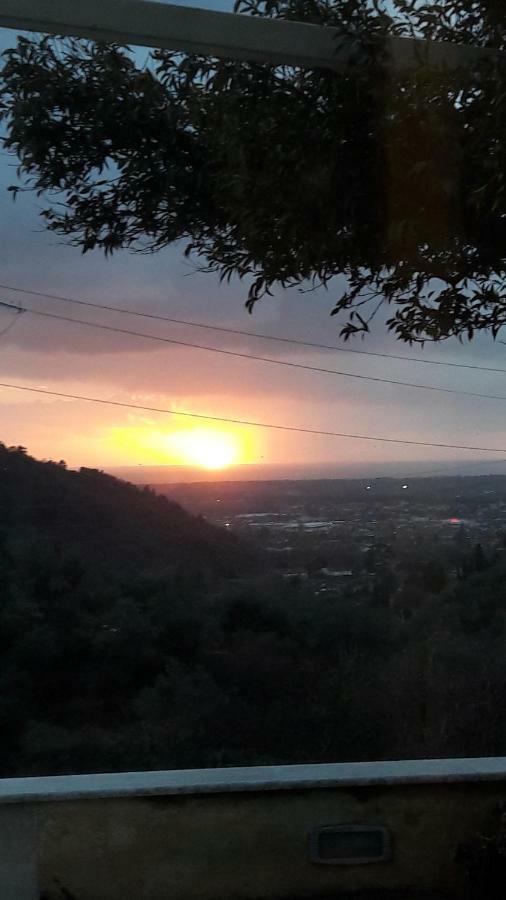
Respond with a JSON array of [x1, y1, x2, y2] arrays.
[[0, 442, 259, 776], [0, 443, 252, 581], [3, 442, 506, 779]]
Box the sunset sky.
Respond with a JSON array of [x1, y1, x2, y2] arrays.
[[2, 4, 506, 480]]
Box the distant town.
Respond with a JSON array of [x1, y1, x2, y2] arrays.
[[156, 475, 506, 608]]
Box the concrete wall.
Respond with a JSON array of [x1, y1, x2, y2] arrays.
[[1, 759, 506, 900]]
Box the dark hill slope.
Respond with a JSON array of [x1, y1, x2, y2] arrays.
[[0, 443, 251, 580]]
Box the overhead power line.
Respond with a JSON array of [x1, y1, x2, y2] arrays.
[[1, 381, 505, 455], [4, 299, 506, 405], [1, 281, 505, 376], [0, 306, 25, 339]]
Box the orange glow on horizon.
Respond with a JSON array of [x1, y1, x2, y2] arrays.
[[105, 420, 253, 469]]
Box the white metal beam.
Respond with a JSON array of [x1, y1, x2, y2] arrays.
[[0, 0, 358, 70], [0, 0, 499, 71]]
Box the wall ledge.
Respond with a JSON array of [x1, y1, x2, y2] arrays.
[[1, 757, 506, 804]]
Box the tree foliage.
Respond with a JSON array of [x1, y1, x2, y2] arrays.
[[3, 1, 506, 341]]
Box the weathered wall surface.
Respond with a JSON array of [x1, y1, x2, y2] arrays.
[[0, 805, 39, 900], [34, 781, 506, 900]]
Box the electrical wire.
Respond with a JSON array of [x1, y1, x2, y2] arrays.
[[0, 307, 24, 339], [4, 300, 506, 404], [1, 281, 505, 375], [1, 380, 505, 454]]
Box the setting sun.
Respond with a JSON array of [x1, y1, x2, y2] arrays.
[[167, 428, 239, 470], [105, 421, 250, 470]]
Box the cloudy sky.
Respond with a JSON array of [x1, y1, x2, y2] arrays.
[[2, 1, 506, 480]]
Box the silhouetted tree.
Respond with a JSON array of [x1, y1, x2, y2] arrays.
[[3, 2, 506, 341]]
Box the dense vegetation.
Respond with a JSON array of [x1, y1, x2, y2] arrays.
[[3, 1, 506, 341], [2, 442, 506, 776]]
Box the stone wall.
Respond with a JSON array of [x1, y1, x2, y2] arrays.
[[1, 759, 506, 900]]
